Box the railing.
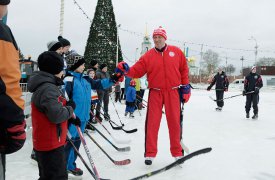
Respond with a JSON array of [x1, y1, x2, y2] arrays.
[[20, 83, 28, 92]]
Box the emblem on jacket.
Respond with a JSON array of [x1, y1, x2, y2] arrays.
[[221, 75, 224, 78], [169, 52, 175, 57], [254, 75, 258, 79]]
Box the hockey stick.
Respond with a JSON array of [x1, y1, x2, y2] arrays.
[[109, 118, 138, 134], [76, 126, 100, 180], [180, 103, 190, 154], [109, 94, 125, 126], [135, 104, 142, 116], [85, 130, 131, 165], [91, 110, 123, 134], [210, 91, 255, 102], [94, 109, 123, 130], [67, 134, 109, 180], [95, 108, 137, 134], [129, 147, 212, 180], [88, 121, 131, 144], [89, 123, 131, 151]]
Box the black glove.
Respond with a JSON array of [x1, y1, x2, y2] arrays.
[[0, 120, 26, 154], [67, 100, 76, 110], [110, 73, 123, 83], [207, 86, 211, 91], [254, 87, 259, 94], [242, 90, 246, 96], [68, 116, 81, 126]]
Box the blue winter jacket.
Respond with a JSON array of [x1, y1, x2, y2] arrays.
[[126, 86, 136, 102], [64, 71, 113, 137]]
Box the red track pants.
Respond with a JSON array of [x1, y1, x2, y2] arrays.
[[144, 88, 183, 157]]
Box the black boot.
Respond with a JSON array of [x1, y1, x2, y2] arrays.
[[246, 112, 249, 118], [104, 113, 110, 120], [252, 114, 258, 119], [85, 124, 95, 131], [95, 114, 103, 122]]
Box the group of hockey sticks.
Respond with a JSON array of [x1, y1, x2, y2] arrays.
[[85, 129, 131, 166], [90, 110, 132, 143], [96, 99, 138, 133], [67, 124, 132, 179], [67, 130, 104, 180]]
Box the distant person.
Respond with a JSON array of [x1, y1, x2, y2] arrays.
[[114, 82, 121, 103], [125, 80, 136, 118], [0, 1, 26, 179], [89, 60, 99, 77], [120, 78, 125, 100], [85, 69, 99, 130], [47, 40, 63, 54], [96, 64, 112, 120], [243, 66, 263, 119], [207, 67, 229, 111], [58, 36, 71, 70]]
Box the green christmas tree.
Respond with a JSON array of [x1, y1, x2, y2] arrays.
[[84, 0, 123, 71]]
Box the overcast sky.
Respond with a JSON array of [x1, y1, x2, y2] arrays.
[[7, 0, 275, 70]]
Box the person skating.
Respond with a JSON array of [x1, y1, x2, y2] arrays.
[[116, 26, 191, 165], [207, 67, 229, 111], [28, 51, 80, 180], [0, 1, 26, 179], [125, 80, 136, 118], [243, 66, 263, 119]]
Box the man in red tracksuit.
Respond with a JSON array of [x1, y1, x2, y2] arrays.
[[116, 26, 191, 165]]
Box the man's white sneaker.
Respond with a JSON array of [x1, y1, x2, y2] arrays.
[[144, 157, 154, 165]]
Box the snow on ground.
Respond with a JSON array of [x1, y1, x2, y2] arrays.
[[6, 87, 275, 180]]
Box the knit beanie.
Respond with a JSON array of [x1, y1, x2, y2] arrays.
[[0, 0, 10, 5], [152, 26, 167, 40], [90, 60, 98, 67], [38, 51, 64, 75], [69, 58, 86, 71], [100, 63, 107, 70], [47, 41, 62, 51], [58, 36, 71, 47], [251, 66, 256, 71]]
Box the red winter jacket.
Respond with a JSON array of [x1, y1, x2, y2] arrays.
[[28, 71, 74, 151], [126, 45, 189, 89]]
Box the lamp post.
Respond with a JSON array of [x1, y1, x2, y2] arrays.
[[221, 51, 228, 73], [116, 24, 121, 66], [240, 56, 245, 77], [59, 0, 64, 36], [135, 48, 139, 62], [248, 36, 258, 65]]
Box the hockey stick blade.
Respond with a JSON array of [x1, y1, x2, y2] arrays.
[[91, 125, 131, 151], [110, 119, 138, 134], [85, 131, 131, 166], [129, 147, 212, 180], [122, 128, 138, 134]]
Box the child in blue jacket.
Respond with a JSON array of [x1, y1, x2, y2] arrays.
[[125, 80, 136, 118]]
